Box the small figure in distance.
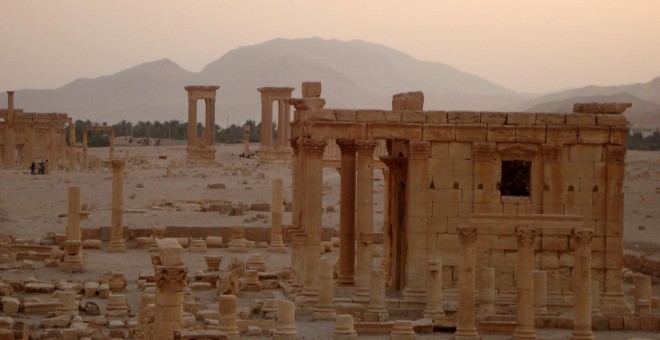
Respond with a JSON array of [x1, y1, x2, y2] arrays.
[[30, 161, 36, 175]]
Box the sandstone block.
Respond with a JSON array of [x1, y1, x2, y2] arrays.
[[609, 127, 628, 145], [566, 113, 596, 126], [546, 125, 577, 144], [448, 111, 480, 124], [578, 126, 610, 144], [535, 113, 565, 125], [596, 114, 627, 126], [335, 110, 357, 122], [423, 124, 455, 141], [426, 111, 448, 124], [480, 112, 507, 124], [507, 112, 536, 125], [573, 103, 631, 114], [455, 124, 487, 141], [302, 82, 321, 97], [356, 110, 385, 122], [515, 125, 546, 143], [385, 110, 402, 122], [487, 125, 516, 142], [401, 110, 427, 123]]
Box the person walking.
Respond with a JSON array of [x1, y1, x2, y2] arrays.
[[30, 162, 36, 175]]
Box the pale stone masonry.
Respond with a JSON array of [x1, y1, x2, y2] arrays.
[[289, 81, 632, 315], [257, 86, 294, 163], [1, 91, 74, 170]]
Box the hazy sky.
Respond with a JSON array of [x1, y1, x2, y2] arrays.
[[2, 0, 659, 94]]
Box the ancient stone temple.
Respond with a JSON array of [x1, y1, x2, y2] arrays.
[[0, 91, 75, 170], [257, 87, 294, 163], [289, 81, 632, 316], [184, 86, 219, 162]]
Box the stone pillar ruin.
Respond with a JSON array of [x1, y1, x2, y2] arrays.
[[269, 178, 286, 252], [455, 225, 480, 340], [424, 257, 445, 321], [154, 239, 187, 340], [337, 139, 356, 285], [333, 314, 358, 339], [108, 160, 126, 252], [273, 300, 298, 340], [513, 227, 537, 340], [632, 274, 652, 316], [402, 141, 430, 302], [82, 131, 88, 172], [257, 87, 294, 163], [218, 294, 239, 339], [571, 228, 595, 340], [478, 267, 495, 315], [67, 187, 82, 241], [355, 139, 377, 298], [184, 86, 219, 162], [313, 259, 336, 320], [298, 138, 326, 302]]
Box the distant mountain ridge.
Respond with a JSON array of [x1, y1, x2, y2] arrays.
[[0, 37, 657, 127]]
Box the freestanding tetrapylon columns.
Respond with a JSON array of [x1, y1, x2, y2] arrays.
[[184, 86, 219, 162]]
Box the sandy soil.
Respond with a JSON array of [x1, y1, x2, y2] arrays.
[[0, 143, 658, 339]]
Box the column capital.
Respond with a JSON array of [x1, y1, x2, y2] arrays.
[[472, 142, 496, 161], [111, 159, 125, 170], [457, 225, 478, 245], [336, 139, 357, 153], [572, 228, 594, 246], [541, 144, 562, 163], [516, 226, 537, 247], [155, 265, 188, 292], [604, 145, 626, 164], [290, 137, 299, 152], [407, 140, 430, 159], [355, 139, 377, 154], [301, 138, 327, 157]]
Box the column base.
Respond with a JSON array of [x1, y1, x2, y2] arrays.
[[108, 240, 126, 252], [294, 293, 318, 307], [512, 328, 536, 340], [336, 275, 355, 285], [453, 330, 481, 340], [570, 330, 595, 340]]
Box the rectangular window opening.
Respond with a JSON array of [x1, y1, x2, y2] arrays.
[[501, 160, 531, 197]]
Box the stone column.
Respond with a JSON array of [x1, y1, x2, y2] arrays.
[[534, 271, 548, 314], [283, 102, 291, 148], [261, 97, 273, 148], [403, 141, 430, 302], [601, 145, 630, 315], [336, 139, 356, 285], [355, 139, 377, 298], [299, 138, 326, 300], [67, 187, 81, 240], [381, 166, 390, 273], [270, 178, 286, 252], [313, 259, 336, 320], [205, 98, 214, 146], [68, 121, 76, 171], [277, 100, 285, 147], [478, 267, 495, 315], [455, 225, 480, 340], [46, 126, 54, 173], [2, 91, 15, 169], [424, 257, 445, 321], [82, 131, 88, 172], [187, 99, 196, 147], [513, 227, 537, 340], [273, 300, 298, 340], [108, 160, 126, 252], [26, 125, 35, 166], [155, 240, 187, 340], [571, 228, 595, 340], [218, 294, 239, 340], [364, 268, 389, 322]]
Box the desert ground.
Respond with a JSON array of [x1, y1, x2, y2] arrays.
[[0, 140, 658, 339]]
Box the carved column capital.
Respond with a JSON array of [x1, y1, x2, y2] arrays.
[[407, 140, 430, 159], [472, 142, 496, 161], [516, 226, 537, 247], [457, 226, 478, 245], [541, 144, 562, 163], [155, 265, 188, 292], [572, 228, 594, 246], [604, 145, 626, 164], [336, 139, 357, 153], [301, 138, 327, 157], [355, 139, 377, 155]]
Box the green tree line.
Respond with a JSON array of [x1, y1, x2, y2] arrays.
[[627, 131, 660, 151], [73, 119, 274, 147]]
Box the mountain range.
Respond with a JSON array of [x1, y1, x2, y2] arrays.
[[0, 37, 657, 127]]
